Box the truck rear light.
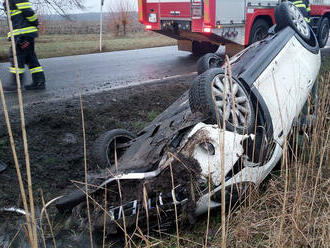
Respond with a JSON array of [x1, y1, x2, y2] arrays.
[[146, 25, 152, 30], [203, 27, 212, 33]]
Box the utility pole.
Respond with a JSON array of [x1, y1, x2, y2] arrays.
[[100, 0, 104, 52]]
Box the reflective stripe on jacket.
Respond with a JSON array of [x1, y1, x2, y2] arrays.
[[4, 0, 39, 38], [8, 26, 38, 38]]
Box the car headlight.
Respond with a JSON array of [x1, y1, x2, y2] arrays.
[[148, 13, 157, 23]]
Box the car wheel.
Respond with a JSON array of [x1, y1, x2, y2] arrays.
[[192, 41, 203, 56], [189, 69, 255, 134], [92, 129, 136, 169], [249, 19, 270, 44], [275, 2, 311, 42], [197, 53, 224, 75], [317, 17, 329, 48]]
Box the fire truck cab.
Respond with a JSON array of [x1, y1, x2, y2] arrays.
[[138, 0, 330, 55]]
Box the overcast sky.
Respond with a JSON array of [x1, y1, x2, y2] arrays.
[[83, 0, 102, 13], [81, 0, 137, 13]]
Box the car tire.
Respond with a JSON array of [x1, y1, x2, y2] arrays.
[[189, 69, 255, 134], [317, 17, 329, 48], [275, 2, 311, 42], [92, 129, 136, 169], [192, 41, 203, 56], [249, 19, 270, 44], [197, 53, 224, 75]]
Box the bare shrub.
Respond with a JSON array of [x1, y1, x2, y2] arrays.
[[108, 0, 137, 36]]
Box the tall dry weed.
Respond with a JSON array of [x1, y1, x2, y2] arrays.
[[224, 73, 329, 248]]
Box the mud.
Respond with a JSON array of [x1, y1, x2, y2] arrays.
[[69, 144, 204, 236], [0, 77, 193, 209]]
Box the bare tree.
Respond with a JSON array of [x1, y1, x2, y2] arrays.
[[32, 0, 86, 15], [107, 10, 120, 36], [1, 0, 86, 17], [108, 0, 136, 36]]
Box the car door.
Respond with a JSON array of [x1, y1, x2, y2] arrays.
[[252, 35, 321, 144]]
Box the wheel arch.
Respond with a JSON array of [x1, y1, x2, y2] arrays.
[[238, 77, 274, 141], [246, 12, 275, 45], [316, 13, 330, 48], [323, 11, 330, 22], [253, 15, 274, 27]]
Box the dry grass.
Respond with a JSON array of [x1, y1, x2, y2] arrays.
[[223, 74, 329, 248], [1, 2, 38, 247], [0, 36, 329, 247], [225, 166, 329, 247], [0, 32, 176, 62]]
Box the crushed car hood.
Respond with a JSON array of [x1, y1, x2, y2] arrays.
[[116, 92, 207, 173]]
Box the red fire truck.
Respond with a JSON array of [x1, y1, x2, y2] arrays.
[[138, 0, 330, 55]]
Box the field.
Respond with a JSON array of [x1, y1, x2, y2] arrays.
[[0, 32, 176, 62]]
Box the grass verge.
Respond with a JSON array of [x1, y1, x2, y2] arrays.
[[0, 32, 176, 62]]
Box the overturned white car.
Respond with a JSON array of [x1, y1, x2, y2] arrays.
[[56, 2, 321, 234]]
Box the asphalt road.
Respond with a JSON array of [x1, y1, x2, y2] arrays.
[[0, 40, 329, 111], [0, 46, 198, 110]]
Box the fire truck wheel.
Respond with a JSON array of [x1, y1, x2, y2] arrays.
[[317, 17, 329, 48], [189, 69, 255, 134], [92, 129, 136, 169], [275, 2, 311, 42], [249, 19, 270, 44], [197, 53, 224, 75], [192, 41, 203, 56], [192, 41, 218, 55]]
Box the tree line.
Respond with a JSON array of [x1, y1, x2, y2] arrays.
[[0, 0, 85, 16], [1, 0, 139, 37]]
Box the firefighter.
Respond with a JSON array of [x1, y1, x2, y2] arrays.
[[289, 0, 311, 24], [3, 0, 46, 91]]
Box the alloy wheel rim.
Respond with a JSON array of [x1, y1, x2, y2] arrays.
[[211, 74, 252, 130], [288, 4, 310, 38]]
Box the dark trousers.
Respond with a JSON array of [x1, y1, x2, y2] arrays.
[[9, 36, 44, 83]]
